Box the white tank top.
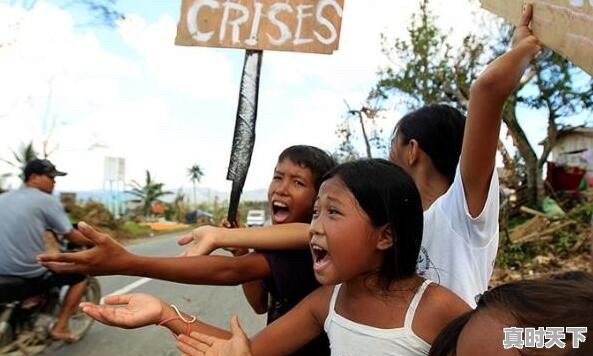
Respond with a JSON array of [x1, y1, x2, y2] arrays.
[[323, 279, 432, 356]]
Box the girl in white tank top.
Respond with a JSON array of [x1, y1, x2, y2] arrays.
[[324, 280, 433, 356]]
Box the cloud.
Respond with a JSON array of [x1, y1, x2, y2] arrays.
[[117, 14, 236, 102], [0, 0, 498, 194]]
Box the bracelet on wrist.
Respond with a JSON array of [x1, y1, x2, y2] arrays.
[[157, 304, 196, 336]]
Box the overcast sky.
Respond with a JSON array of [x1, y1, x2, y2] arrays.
[[0, 0, 580, 196]]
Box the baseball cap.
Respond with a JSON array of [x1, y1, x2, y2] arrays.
[[23, 159, 67, 181]]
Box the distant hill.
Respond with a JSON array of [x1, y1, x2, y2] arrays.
[[59, 186, 268, 204]]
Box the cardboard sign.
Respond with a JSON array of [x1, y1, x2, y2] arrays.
[[480, 0, 593, 76], [176, 0, 345, 54]]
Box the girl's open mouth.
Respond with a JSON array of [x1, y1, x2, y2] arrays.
[[311, 244, 331, 271]]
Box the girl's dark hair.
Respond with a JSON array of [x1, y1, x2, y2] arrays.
[[394, 104, 465, 184], [550, 270, 593, 283], [322, 159, 423, 290], [278, 145, 337, 191], [428, 311, 475, 356], [429, 277, 593, 356]]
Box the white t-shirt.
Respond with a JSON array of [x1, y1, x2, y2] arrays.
[[417, 166, 499, 307]]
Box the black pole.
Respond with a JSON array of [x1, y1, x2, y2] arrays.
[[226, 49, 263, 227]]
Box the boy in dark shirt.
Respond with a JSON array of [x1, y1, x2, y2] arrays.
[[39, 145, 336, 355]]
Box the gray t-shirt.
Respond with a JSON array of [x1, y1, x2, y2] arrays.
[[0, 187, 72, 278]]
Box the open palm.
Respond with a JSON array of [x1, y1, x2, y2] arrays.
[[177, 315, 252, 356], [178, 225, 220, 256], [80, 293, 164, 329]]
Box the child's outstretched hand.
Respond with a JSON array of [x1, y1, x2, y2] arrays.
[[178, 225, 222, 256], [38, 221, 131, 275], [219, 217, 249, 257], [80, 293, 165, 329], [511, 3, 541, 54], [176, 315, 252, 356]]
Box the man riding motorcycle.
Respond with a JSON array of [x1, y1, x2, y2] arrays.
[[0, 159, 91, 342]]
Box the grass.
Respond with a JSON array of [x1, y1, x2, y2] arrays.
[[121, 221, 152, 237]]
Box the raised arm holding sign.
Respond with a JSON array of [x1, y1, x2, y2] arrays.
[[480, 0, 593, 76]]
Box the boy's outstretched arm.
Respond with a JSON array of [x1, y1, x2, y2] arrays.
[[37, 222, 272, 285], [461, 4, 541, 217], [178, 223, 310, 256]]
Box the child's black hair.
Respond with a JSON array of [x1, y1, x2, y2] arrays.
[[394, 104, 465, 184], [322, 159, 423, 290], [277, 145, 337, 191], [429, 276, 593, 356]]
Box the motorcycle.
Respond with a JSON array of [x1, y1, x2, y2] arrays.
[[0, 232, 101, 355]]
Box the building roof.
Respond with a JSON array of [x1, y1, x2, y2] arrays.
[[538, 126, 593, 145]]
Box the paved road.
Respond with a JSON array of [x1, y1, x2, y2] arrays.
[[44, 232, 267, 356]]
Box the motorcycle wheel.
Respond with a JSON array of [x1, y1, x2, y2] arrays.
[[0, 321, 14, 350], [67, 277, 101, 341]]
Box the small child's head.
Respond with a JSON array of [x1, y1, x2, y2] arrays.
[[268, 145, 337, 225], [309, 159, 423, 289], [429, 277, 593, 356], [390, 104, 465, 185]]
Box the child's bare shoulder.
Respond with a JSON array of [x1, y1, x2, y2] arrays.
[[304, 285, 335, 323], [422, 283, 470, 316], [412, 282, 471, 344]]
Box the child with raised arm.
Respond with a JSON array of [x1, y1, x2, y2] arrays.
[[180, 4, 543, 307], [78, 159, 471, 356], [39, 145, 336, 355]]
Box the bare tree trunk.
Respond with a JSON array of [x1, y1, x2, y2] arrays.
[[502, 98, 543, 207], [497, 139, 514, 170], [536, 98, 559, 202], [356, 111, 373, 158], [193, 183, 197, 209]]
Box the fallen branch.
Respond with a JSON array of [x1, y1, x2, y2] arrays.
[[513, 220, 577, 244]]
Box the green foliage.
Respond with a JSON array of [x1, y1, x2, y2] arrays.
[[333, 120, 361, 163], [120, 221, 152, 237], [0, 141, 39, 180], [188, 164, 204, 207], [188, 164, 204, 183], [371, 0, 485, 111], [361, 0, 593, 208], [172, 189, 188, 223], [194, 199, 268, 226], [496, 241, 543, 270], [126, 170, 172, 218], [497, 198, 592, 271], [525, 50, 593, 116], [552, 229, 577, 252], [67, 200, 118, 229], [567, 200, 593, 225], [334, 0, 486, 161], [0, 173, 10, 194]]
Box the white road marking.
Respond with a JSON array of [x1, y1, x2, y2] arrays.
[[99, 277, 152, 304]]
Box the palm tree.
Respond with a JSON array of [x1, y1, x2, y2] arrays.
[[126, 170, 172, 218], [173, 189, 187, 223], [0, 141, 39, 179], [187, 164, 204, 207], [0, 173, 11, 193]]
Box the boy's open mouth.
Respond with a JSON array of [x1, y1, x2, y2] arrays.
[[272, 201, 290, 222]]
